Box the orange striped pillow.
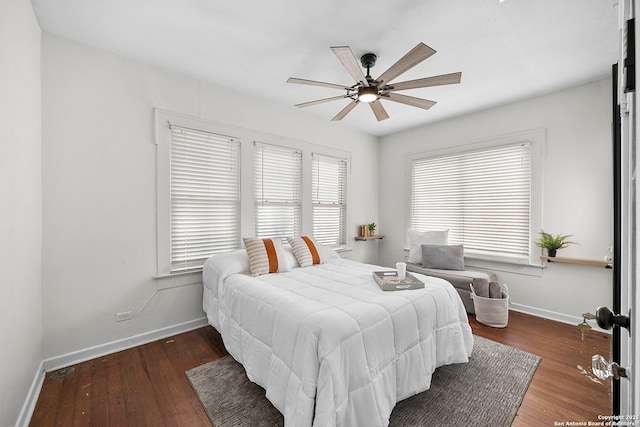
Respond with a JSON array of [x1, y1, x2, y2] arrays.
[[243, 238, 289, 276], [287, 236, 323, 267]]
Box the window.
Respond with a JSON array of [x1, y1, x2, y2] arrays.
[[157, 110, 354, 276], [410, 142, 532, 263], [168, 125, 241, 273], [312, 153, 347, 247], [254, 142, 302, 239]]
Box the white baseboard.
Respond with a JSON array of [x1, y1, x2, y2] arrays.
[[15, 360, 45, 427], [42, 317, 209, 372], [510, 302, 611, 334]]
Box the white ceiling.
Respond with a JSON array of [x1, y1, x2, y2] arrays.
[[31, 0, 619, 137]]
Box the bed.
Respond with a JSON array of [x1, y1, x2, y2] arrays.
[[202, 243, 473, 427]]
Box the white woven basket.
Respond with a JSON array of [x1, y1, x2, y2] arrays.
[[470, 283, 510, 328]]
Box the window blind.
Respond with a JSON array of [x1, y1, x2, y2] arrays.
[[254, 142, 302, 239], [410, 143, 532, 260], [170, 125, 241, 272], [312, 153, 347, 247]]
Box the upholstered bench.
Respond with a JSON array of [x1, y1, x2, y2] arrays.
[[406, 263, 498, 314]]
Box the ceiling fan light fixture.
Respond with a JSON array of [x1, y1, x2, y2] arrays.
[[287, 43, 462, 122], [358, 86, 378, 103]]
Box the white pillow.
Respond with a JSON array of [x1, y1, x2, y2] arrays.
[[317, 244, 340, 260], [287, 235, 325, 267], [202, 249, 250, 299], [282, 246, 300, 269], [243, 237, 290, 276], [407, 229, 449, 264]]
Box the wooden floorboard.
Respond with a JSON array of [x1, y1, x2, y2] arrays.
[[469, 311, 612, 426], [29, 311, 611, 426]]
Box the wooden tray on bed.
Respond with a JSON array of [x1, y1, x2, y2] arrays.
[[373, 271, 424, 291]]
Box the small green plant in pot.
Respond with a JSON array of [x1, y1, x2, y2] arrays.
[[367, 222, 377, 236], [535, 231, 577, 257]]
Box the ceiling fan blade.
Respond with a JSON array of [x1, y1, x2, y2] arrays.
[[385, 72, 462, 92], [295, 95, 352, 108], [331, 100, 360, 121], [376, 42, 436, 86], [287, 77, 351, 91], [385, 93, 437, 110], [369, 100, 389, 121], [331, 46, 369, 87]]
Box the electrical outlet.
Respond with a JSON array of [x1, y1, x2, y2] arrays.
[[115, 311, 132, 322]]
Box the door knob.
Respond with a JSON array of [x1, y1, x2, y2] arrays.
[[592, 354, 629, 380], [595, 306, 631, 331]]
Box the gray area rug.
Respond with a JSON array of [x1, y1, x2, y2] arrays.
[[186, 336, 540, 427]]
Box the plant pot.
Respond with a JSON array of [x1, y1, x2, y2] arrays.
[[547, 249, 557, 258]]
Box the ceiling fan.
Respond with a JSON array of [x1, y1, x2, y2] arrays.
[[287, 43, 462, 122]]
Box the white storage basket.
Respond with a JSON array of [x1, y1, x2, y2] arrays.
[[470, 283, 510, 328]]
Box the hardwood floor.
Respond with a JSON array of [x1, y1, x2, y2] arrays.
[[29, 327, 227, 427], [469, 311, 611, 426], [30, 311, 611, 426]]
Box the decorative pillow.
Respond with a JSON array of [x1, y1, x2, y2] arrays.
[[287, 235, 323, 267], [407, 229, 449, 263], [243, 237, 289, 276], [421, 244, 465, 270]]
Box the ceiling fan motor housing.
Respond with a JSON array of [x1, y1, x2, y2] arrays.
[[360, 53, 377, 70], [359, 52, 379, 100]]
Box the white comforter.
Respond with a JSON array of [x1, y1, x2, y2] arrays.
[[202, 250, 473, 427]]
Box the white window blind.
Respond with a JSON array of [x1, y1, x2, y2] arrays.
[[169, 125, 241, 272], [410, 143, 532, 261], [254, 142, 302, 239], [312, 153, 347, 247]]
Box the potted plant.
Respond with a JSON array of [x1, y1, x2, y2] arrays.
[[535, 231, 577, 258], [367, 222, 377, 236]]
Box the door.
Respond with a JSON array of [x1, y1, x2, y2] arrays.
[[603, 0, 638, 415], [592, 0, 638, 416]]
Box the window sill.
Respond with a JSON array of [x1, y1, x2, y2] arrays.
[[464, 256, 543, 277], [153, 270, 202, 290], [335, 246, 352, 254], [154, 269, 203, 279]]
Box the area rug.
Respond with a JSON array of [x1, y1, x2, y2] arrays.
[[186, 336, 540, 427]]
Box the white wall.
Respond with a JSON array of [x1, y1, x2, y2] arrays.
[[41, 34, 379, 360], [0, 1, 43, 426], [379, 79, 614, 318]]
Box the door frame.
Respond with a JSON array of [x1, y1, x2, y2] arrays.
[[617, 0, 638, 415]]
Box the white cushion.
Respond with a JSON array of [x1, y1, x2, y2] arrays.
[[282, 246, 300, 269]]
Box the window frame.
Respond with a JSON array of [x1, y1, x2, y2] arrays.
[[312, 152, 348, 248], [253, 141, 303, 240], [406, 129, 544, 267], [155, 110, 243, 277]]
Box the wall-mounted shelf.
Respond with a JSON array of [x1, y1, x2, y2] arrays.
[[355, 235, 384, 241], [540, 255, 612, 268]]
